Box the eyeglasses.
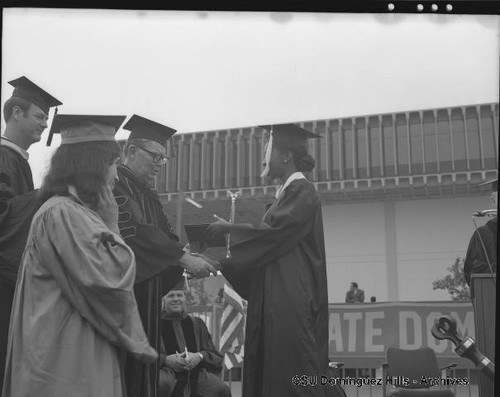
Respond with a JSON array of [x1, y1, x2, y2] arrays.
[[135, 145, 169, 165]]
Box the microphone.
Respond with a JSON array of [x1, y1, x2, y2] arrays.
[[472, 209, 497, 217]]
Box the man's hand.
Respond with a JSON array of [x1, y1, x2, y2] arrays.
[[178, 253, 217, 278], [187, 240, 207, 254], [198, 253, 221, 271], [165, 353, 187, 372], [183, 352, 203, 371]]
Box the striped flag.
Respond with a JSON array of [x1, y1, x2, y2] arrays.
[[219, 284, 245, 370]]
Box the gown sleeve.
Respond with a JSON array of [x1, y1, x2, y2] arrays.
[[37, 200, 157, 359], [221, 180, 319, 271], [0, 147, 33, 199], [464, 224, 497, 286], [218, 181, 321, 299], [0, 149, 21, 201], [194, 317, 224, 374], [114, 181, 185, 285], [0, 190, 42, 285]]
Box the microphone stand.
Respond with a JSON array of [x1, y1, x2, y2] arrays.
[[431, 316, 495, 381]]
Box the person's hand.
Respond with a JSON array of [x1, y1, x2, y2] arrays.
[[206, 216, 232, 238], [95, 186, 119, 233], [187, 241, 207, 254], [197, 253, 222, 271], [183, 352, 203, 371], [178, 253, 217, 278], [165, 353, 187, 372], [132, 346, 158, 364]]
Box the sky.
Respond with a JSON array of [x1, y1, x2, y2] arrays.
[[2, 9, 499, 187]]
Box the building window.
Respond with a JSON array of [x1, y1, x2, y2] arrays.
[[368, 116, 382, 178], [450, 108, 466, 171], [395, 114, 409, 175], [382, 115, 396, 177], [331, 120, 341, 180], [465, 107, 481, 170], [355, 118, 368, 179], [480, 105, 498, 169], [422, 111, 438, 173], [409, 112, 423, 175], [342, 119, 354, 180], [435, 109, 453, 172]]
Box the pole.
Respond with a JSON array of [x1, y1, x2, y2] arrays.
[[175, 139, 184, 237]]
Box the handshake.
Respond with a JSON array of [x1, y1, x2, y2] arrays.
[[178, 248, 221, 279], [177, 217, 232, 279]]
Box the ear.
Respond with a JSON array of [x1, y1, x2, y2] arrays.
[[11, 106, 24, 121], [126, 145, 136, 158]]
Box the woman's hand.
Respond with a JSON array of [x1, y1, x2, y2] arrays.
[[206, 216, 232, 238], [133, 346, 158, 364], [95, 186, 119, 233]]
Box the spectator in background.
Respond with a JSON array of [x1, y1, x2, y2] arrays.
[[214, 287, 225, 306], [345, 282, 365, 303]]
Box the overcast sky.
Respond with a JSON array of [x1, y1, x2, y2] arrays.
[[2, 9, 498, 186]]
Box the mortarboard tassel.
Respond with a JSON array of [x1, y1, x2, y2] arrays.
[[260, 126, 273, 178]]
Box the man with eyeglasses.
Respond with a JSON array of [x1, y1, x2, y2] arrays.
[[114, 114, 217, 397]]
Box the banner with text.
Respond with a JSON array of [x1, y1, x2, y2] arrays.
[[328, 301, 475, 368]]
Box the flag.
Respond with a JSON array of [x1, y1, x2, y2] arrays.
[[219, 283, 245, 370]]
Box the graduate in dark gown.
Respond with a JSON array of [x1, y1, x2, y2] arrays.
[[207, 124, 330, 397], [464, 178, 497, 291], [0, 77, 61, 391], [159, 282, 231, 397], [114, 114, 216, 397]]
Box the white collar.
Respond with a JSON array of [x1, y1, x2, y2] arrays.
[[275, 172, 305, 199], [1, 136, 29, 160]]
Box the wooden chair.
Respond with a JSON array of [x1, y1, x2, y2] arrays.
[[382, 347, 457, 397]]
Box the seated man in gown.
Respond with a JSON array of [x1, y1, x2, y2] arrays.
[[159, 281, 231, 397]]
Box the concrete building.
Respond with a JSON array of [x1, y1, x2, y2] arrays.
[[152, 102, 498, 303]]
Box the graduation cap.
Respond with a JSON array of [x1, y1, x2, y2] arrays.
[[259, 123, 321, 178], [170, 278, 188, 291], [476, 178, 498, 191], [184, 224, 226, 249], [123, 114, 177, 147], [46, 114, 126, 146], [8, 76, 62, 114]]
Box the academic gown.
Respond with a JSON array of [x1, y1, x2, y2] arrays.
[[464, 217, 497, 291], [0, 144, 34, 200], [159, 315, 229, 397], [2, 195, 156, 397], [114, 165, 185, 397], [220, 179, 329, 397], [0, 144, 37, 392]]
